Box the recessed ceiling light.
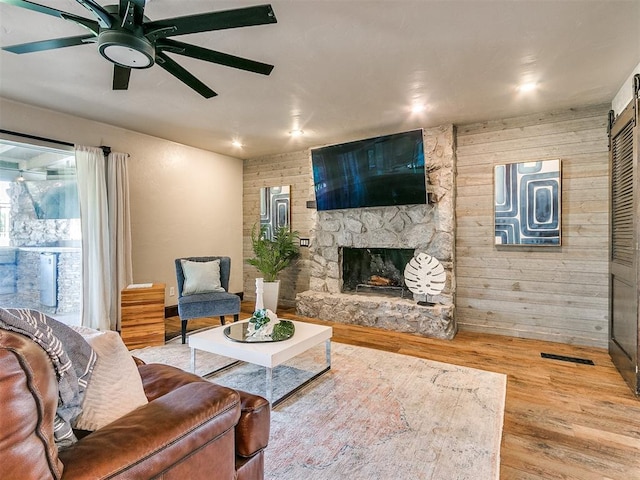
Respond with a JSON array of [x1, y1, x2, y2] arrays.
[[289, 129, 304, 137], [232, 139, 243, 148], [411, 104, 426, 114], [517, 82, 538, 93]]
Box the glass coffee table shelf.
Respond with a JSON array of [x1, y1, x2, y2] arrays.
[[223, 320, 295, 343], [189, 319, 332, 406]]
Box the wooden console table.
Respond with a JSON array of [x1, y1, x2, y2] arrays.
[[121, 283, 165, 349]]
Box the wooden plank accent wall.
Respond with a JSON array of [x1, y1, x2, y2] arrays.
[[243, 150, 314, 308], [455, 104, 611, 347]]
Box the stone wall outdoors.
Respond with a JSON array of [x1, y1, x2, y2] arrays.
[[2, 182, 82, 315]]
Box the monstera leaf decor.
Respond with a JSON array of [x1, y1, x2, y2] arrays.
[[403, 253, 446, 296]]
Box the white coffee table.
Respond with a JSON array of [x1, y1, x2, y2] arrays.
[[188, 319, 332, 406]]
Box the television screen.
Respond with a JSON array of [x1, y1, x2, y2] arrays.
[[311, 129, 426, 211]]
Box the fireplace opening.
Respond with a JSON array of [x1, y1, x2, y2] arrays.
[[341, 247, 415, 298]]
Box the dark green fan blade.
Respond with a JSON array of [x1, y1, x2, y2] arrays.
[[113, 65, 131, 90], [157, 39, 274, 75], [119, 0, 145, 27], [155, 51, 217, 98], [2, 34, 94, 54], [61, 14, 100, 35], [144, 4, 277, 41], [0, 0, 98, 25], [75, 0, 113, 28]]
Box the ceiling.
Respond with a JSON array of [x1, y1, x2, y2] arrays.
[[0, 140, 75, 180], [0, 0, 639, 160]]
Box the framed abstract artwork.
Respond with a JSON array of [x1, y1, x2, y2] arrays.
[[494, 159, 561, 246], [259, 185, 290, 240]]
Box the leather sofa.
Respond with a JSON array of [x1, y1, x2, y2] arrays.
[[0, 328, 270, 480]]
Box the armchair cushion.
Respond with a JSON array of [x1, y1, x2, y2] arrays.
[[181, 259, 226, 296], [178, 290, 240, 317], [71, 326, 148, 431]]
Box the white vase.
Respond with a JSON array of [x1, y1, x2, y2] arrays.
[[255, 278, 265, 311], [262, 280, 280, 313]]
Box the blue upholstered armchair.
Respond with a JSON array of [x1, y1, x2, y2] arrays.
[[174, 256, 240, 344]]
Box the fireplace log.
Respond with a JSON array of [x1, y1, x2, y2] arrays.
[[369, 275, 392, 286]]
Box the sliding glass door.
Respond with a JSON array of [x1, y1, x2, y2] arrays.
[[0, 139, 82, 325]]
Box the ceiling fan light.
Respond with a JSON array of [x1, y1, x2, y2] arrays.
[[98, 30, 155, 69]]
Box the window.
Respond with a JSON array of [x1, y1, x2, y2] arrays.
[[0, 139, 82, 325], [0, 183, 10, 246]]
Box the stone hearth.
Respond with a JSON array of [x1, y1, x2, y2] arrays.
[[296, 125, 456, 339], [297, 291, 455, 339]]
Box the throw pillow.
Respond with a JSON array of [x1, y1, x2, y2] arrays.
[[181, 259, 226, 295], [71, 326, 148, 431]]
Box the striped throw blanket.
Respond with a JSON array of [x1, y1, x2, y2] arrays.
[[0, 308, 96, 448]]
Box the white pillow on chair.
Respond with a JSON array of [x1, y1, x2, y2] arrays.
[[181, 259, 226, 296]]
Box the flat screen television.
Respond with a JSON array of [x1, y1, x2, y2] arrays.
[[311, 129, 426, 211]]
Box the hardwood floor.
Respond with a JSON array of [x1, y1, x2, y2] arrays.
[[166, 302, 640, 480]]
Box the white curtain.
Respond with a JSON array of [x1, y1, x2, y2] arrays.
[[76, 146, 110, 331], [107, 152, 133, 331], [75, 146, 132, 331]]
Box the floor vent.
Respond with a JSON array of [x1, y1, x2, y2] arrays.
[[541, 353, 595, 365]]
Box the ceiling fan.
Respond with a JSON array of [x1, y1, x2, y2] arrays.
[[0, 0, 277, 98]]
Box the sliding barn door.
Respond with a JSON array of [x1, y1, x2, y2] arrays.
[[609, 76, 640, 395]]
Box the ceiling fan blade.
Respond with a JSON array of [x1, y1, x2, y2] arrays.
[[144, 4, 277, 41], [2, 34, 95, 54], [157, 39, 274, 76], [113, 65, 131, 90], [0, 0, 98, 25], [62, 14, 100, 35], [119, 0, 146, 28], [155, 51, 217, 98], [74, 0, 113, 28]]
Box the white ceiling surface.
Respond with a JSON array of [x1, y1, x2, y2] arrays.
[[0, 0, 639, 159]]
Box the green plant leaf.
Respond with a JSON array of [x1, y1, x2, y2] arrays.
[[271, 320, 295, 341], [246, 223, 299, 282]]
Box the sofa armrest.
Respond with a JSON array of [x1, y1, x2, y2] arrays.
[[138, 362, 207, 401], [236, 390, 270, 457], [138, 363, 270, 457], [58, 382, 240, 479]]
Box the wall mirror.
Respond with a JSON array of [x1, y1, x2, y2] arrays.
[[260, 185, 290, 240]]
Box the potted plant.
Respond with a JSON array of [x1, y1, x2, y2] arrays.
[[246, 224, 300, 312]]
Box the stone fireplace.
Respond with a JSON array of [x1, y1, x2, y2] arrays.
[[296, 125, 456, 339]]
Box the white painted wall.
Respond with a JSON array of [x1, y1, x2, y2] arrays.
[[0, 98, 244, 305], [612, 61, 640, 115]]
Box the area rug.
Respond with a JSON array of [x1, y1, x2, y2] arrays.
[[133, 337, 506, 480]]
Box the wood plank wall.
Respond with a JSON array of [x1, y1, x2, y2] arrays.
[[455, 104, 611, 347], [243, 150, 314, 307]]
